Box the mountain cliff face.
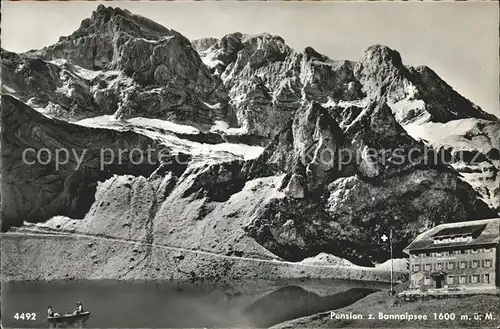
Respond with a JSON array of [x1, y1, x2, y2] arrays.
[[2, 5, 499, 272]]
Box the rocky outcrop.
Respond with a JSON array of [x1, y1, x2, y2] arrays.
[[1, 95, 172, 229], [353, 45, 497, 125], [245, 101, 346, 191], [408, 65, 498, 122], [242, 99, 496, 264], [1, 50, 100, 118]]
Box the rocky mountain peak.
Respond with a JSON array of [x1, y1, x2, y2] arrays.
[[92, 4, 130, 19], [361, 44, 404, 69], [4, 6, 237, 128], [354, 45, 411, 103], [303, 46, 328, 62], [64, 4, 173, 44], [407, 64, 499, 122], [45, 5, 185, 71]]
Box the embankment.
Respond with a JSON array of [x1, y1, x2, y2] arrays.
[[1, 233, 407, 283]]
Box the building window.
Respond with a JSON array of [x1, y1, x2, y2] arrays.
[[424, 277, 430, 285], [425, 252, 431, 257], [459, 261, 467, 269], [447, 276, 454, 284], [483, 259, 491, 268], [471, 260, 479, 268], [460, 249, 468, 255], [424, 264, 431, 271], [471, 248, 479, 254], [483, 248, 493, 253], [471, 274, 480, 283], [454, 250, 460, 255], [447, 262, 455, 270], [435, 251, 442, 257], [435, 263, 443, 270], [443, 251, 450, 256], [459, 275, 466, 284], [484, 274, 490, 283], [413, 264, 420, 271]]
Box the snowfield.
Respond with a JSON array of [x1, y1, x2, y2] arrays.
[[76, 115, 264, 161], [405, 118, 500, 210], [200, 51, 223, 69], [128, 117, 201, 135], [405, 118, 499, 154], [76, 115, 200, 135], [210, 120, 249, 135], [2, 84, 17, 93]]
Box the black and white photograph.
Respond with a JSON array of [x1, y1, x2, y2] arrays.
[[1, 1, 499, 328]]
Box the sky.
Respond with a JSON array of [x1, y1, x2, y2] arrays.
[[2, 1, 499, 117]]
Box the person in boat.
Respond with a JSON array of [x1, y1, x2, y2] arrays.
[[47, 306, 60, 318], [73, 301, 83, 315]]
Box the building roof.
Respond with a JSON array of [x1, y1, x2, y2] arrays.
[[404, 218, 500, 254], [432, 224, 486, 239]]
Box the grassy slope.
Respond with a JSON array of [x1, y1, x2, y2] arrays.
[[272, 282, 500, 328]]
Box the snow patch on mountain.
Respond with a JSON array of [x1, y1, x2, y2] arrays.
[[322, 97, 369, 109], [2, 84, 17, 94], [75, 115, 263, 161], [405, 118, 499, 154], [202, 101, 222, 110], [48, 59, 68, 66], [128, 117, 201, 135], [200, 52, 223, 69], [210, 120, 249, 135], [405, 118, 500, 210], [76, 115, 125, 127]]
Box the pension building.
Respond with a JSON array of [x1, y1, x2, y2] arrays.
[[404, 218, 499, 293]]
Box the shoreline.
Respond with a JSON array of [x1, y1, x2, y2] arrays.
[[271, 282, 500, 328], [1, 277, 394, 286]]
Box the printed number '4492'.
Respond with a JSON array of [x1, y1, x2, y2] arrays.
[[14, 313, 36, 320]]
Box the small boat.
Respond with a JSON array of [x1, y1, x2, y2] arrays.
[[47, 311, 91, 322]]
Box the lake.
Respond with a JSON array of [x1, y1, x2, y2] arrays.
[[1, 279, 389, 328]]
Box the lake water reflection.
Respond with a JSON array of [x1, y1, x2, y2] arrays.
[[2, 279, 388, 328]]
